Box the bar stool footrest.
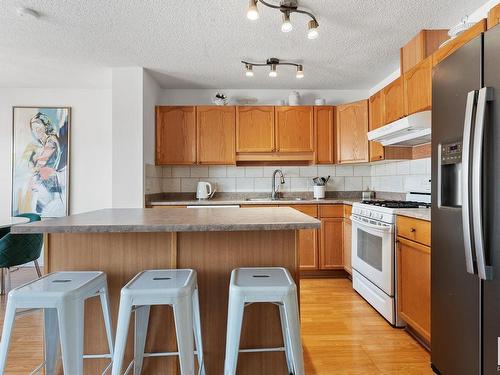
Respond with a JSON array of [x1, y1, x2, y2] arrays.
[[239, 346, 286, 353]]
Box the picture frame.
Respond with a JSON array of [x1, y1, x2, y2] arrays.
[[11, 106, 71, 218]]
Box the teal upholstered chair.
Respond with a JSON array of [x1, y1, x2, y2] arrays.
[[0, 213, 43, 294]]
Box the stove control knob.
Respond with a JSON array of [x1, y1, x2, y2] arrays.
[[378, 214, 383, 220]]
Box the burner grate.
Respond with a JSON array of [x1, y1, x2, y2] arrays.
[[361, 200, 431, 209]]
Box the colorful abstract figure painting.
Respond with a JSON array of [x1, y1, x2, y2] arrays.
[[12, 107, 70, 217]]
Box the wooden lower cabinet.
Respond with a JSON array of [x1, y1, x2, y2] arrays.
[[319, 218, 344, 269], [397, 236, 431, 344], [298, 228, 319, 270], [289, 205, 319, 271]]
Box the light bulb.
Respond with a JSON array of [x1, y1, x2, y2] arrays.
[[307, 20, 319, 39], [296, 65, 304, 79], [269, 64, 277, 77], [245, 64, 254, 77], [247, 0, 259, 20], [281, 12, 293, 33]]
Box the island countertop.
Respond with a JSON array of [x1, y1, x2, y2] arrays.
[[11, 207, 320, 234]]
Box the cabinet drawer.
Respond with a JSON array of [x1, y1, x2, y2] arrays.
[[319, 205, 344, 218], [289, 205, 318, 218], [396, 216, 431, 246]]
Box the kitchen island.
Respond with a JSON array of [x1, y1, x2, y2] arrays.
[[12, 207, 319, 375]]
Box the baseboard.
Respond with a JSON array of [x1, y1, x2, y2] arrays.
[[300, 269, 349, 278]]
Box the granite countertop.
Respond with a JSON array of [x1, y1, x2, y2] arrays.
[[11, 208, 321, 234], [146, 192, 431, 221], [392, 208, 431, 222], [147, 192, 362, 207]]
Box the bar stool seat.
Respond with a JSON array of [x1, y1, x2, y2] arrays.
[[0, 271, 114, 375], [112, 269, 205, 375], [224, 267, 305, 375]]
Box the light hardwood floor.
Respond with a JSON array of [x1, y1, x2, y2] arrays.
[[0, 269, 432, 374]]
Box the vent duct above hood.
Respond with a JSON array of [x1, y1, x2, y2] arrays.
[[367, 110, 431, 146]]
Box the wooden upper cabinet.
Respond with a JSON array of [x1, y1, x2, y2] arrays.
[[196, 106, 236, 165], [315, 106, 335, 164], [383, 76, 405, 124], [236, 106, 275, 152], [336, 100, 369, 164], [156, 106, 196, 165], [404, 56, 432, 115], [369, 91, 384, 162], [488, 3, 500, 29], [433, 19, 487, 66], [401, 29, 449, 74], [275, 106, 314, 152]]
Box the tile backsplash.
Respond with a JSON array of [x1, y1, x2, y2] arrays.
[[145, 158, 431, 195]]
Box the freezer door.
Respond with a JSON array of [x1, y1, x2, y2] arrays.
[[431, 35, 482, 375], [482, 25, 500, 375]]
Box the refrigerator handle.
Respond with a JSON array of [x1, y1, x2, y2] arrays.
[[472, 87, 494, 280], [461, 90, 478, 275]]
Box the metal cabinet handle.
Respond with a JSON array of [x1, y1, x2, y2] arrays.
[[461, 91, 477, 275], [410, 228, 416, 233], [472, 87, 494, 280]]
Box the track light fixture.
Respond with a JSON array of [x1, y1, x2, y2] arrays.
[[242, 58, 304, 79], [246, 0, 319, 39]]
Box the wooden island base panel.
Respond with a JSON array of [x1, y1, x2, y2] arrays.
[[13, 208, 319, 375]]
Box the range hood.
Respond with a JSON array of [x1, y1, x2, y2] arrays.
[[367, 110, 431, 146]]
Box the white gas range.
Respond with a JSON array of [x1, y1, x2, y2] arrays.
[[350, 193, 431, 327]]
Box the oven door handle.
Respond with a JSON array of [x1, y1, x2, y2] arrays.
[[350, 215, 393, 232]]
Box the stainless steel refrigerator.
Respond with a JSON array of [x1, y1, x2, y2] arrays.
[[432, 25, 500, 375]]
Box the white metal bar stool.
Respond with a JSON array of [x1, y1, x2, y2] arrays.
[[0, 271, 114, 375], [111, 269, 205, 375], [224, 267, 305, 375]]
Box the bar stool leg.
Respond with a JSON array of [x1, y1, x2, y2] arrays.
[[0, 302, 17, 374], [44, 308, 60, 375], [134, 305, 151, 375], [279, 304, 294, 375], [192, 287, 205, 375], [282, 293, 305, 375], [112, 296, 133, 375], [224, 294, 245, 375], [99, 284, 115, 359], [57, 300, 85, 375], [173, 295, 195, 375]]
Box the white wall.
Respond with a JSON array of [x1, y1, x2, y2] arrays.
[[143, 71, 161, 166], [0, 88, 112, 218], [111, 67, 145, 208], [159, 89, 369, 106]]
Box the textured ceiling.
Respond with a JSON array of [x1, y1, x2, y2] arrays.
[[0, 0, 488, 89]]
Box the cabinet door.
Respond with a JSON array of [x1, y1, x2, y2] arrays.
[[343, 218, 352, 274], [236, 106, 275, 152], [197, 106, 236, 165], [319, 218, 344, 269], [336, 100, 369, 164], [397, 237, 431, 344], [315, 106, 335, 164], [290, 205, 319, 270], [383, 76, 405, 124], [368, 91, 384, 162], [156, 106, 196, 165], [404, 57, 432, 115], [488, 3, 500, 29], [275, 106, 314, 152]]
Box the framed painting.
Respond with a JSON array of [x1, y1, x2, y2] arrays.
[[11, 107, 71, 218]]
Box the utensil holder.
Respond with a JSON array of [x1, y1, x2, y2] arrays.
[[313, 185, 326, 199]]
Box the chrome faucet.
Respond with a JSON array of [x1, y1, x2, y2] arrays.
[[271, 169, 285, 200]]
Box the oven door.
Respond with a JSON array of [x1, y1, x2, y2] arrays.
[[351, 214, 394, 296]]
